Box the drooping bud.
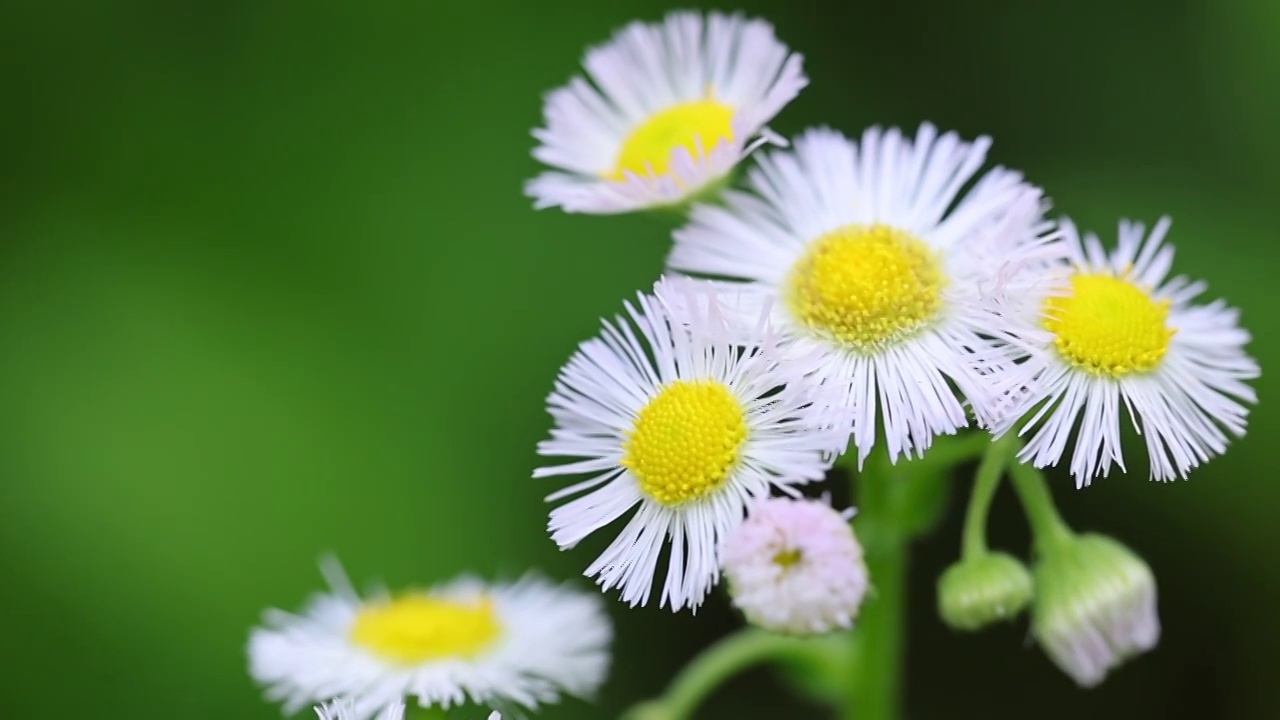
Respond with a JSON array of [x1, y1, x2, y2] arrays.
[[1031, 534, 1160, 687], [720, 498, 867, 635], [937, 552, 1034, 631]]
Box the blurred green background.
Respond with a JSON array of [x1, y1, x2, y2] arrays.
[[2, 0, 1275, 717]]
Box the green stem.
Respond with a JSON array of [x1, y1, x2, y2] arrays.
[[655, 628, 828, 719], [1007, 461, 1074, 554], [960, 434, 1016, 560], [847, 456, 907, 720]]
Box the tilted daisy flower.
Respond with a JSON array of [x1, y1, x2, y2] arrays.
[[720, 497, 867, 635], [668, 125, 1057, 466], [249, 559, 611, 719], [995, 217, 1259, 484], [526, 10, 807, 214], [536, 277, 847, 612]]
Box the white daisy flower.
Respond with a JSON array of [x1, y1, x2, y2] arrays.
[[314, 699, 405, 720], [535, 277, 846, 612], [668, 125, 1057, 467], [720, 497, 867, 635], [249, 559, 612, 719], [995, 216, 1259, 484], [526, 10, 807, 214], [315, 701, 499, 720]]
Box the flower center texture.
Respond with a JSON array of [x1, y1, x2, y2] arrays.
[[350, 595, 501, 664], [609, 100, 734, 181], [622, 380, 748, 506], [772, 548, 803, 569], [786, 224, 945, 351], [1044, 273, 1173, 377]]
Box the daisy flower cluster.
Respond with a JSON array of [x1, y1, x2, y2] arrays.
[[524, 5, 1258, 705], [246, 8, 1258, 720]]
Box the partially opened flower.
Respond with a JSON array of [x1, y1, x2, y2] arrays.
[[536, 278, 846, 611], [526, 11, 807, 213], [1031, 534, 1160, 687], [720, 497, 867, 635], [249, 559, 611, 719], [995, 217, 1259, 484], [668, 125, 1057, 467]]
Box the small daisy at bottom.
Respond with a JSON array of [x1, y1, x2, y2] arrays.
[[249, 559, 611, 720], [314, 698, 501, 720], [313, 699, 404, 720]]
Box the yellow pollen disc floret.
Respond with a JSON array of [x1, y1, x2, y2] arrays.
[[349, 594, 502, 664], [1044, 273, 1174, 377], [608, 100, 734, 181], [786, 224, 945, 351], [622, 380, 748, 506], [772, 549, 803, 568]]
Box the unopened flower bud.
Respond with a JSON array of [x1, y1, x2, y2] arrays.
[[720, 498, 867, 635], [1032, 534, 1160, 687], [937, 552, 1034, 631]]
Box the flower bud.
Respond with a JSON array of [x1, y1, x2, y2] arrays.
[[720, 498, 867, 635], [937, 552, 1034, 631], [1032, 534, 1160, 687]]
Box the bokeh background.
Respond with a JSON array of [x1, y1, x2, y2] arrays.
[[2, 0, 1276, 717]]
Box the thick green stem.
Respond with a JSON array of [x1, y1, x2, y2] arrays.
[[1007, 461, 1074, 554], [960, 434, 1016, 560], [653, 628, 831, 719], [846, 456, 907, 720]]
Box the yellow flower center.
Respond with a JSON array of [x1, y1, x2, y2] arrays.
[[786, 225, 945, 351], [349, 594, 501, 664], [609, 100, 734, 181], [1044, 273, 1174, 377], [622, 380, 747, 506], [772, 548, 803, 568]]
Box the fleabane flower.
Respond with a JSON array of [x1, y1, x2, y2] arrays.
[[720, 497, 867, 635], [535, 278, 847, 612], [526, 11, 807, 214], [995, 217, 1259, 484], [249, 559, 611, 719], [314, 699, 405, 720], [668, 125, 1056, 466], [315, 702, 499, 720]]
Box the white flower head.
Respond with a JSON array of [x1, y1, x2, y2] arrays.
[[995, 216, 1259, 485], [668, 125, 1056, 467], [526, 11, 807, 214], [1032, 534, 1160, 687], [314, 699, 404, 720], [316, 702, 499, 720], [536, 277, 848, 612], [720, 497, 867, 635], [249, 559, 612, 719]]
